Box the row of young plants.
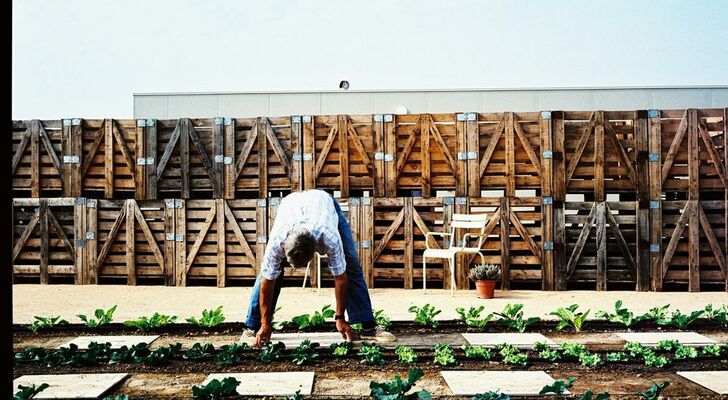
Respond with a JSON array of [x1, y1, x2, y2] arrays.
[[15, 337, 728, 370], [24, 302, 727, 335]]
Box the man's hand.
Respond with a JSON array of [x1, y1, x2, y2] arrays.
[[336, 319, 355, 342], [255, 323, 272, 347]]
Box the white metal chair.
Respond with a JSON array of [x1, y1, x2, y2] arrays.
[[423, 213, 488, 296], [302, 253, 327, 296]]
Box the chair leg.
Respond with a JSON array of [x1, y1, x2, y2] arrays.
[[303, 262, 310, 289], [422, 257, 427, 293]]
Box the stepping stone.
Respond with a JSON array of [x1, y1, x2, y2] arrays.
[[58, 335, 159, 349], [677, 371, 728, 394], [616, 332, 717, 347], [203, 372, 314, 396], [13, 373, 128, 399], [270, 332, 346, 347], [461, 333, 554, 348], [441, 370, 566, 396]]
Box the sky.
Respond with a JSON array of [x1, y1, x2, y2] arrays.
[[12, 0, 728, 119]]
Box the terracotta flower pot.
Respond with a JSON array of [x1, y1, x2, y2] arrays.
[[475, 280, 496, 299]]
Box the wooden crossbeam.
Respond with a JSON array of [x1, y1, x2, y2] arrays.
[[565, 112, 597, 185], [156, 122, 182, 180], [660, 110, 688, 184], [509, 208, 541, 259], [95, 203, 127, 270], [604, 120, 638, 188], [12, 130, 30, 174], [80, 130, 104, 177], [662, 202, 692, 278], [698, 121, 727, 189], [46, 208, 74, 259], [513, 115, 541, 173], [131, 201, 164, 269], [604, 203, 637, 279], [315, 124, 338, 178], [372, 207, 405, 261], [566, 203, 597, 277], [479, 114, 505, 178], [263, 118, 292, 180], [223, 201, 256, 266], [234, 124, 258, 179], [12, 211, 39, 262]]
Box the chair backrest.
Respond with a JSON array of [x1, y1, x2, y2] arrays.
[[449, 214, 488, 249]]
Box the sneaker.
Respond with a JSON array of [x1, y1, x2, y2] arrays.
[[239, 328, 256, 346], [359, 325, 397, 343]]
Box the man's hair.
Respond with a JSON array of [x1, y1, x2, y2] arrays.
[[284, 228, 316, 268]]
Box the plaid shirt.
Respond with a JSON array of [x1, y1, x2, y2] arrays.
[[260, 190, 346, 280]]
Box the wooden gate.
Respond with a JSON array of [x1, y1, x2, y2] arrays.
[[12, 120, 65, 197]]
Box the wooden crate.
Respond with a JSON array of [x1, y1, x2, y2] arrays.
[[302, 115, 377, 197], [466, 112, 544, 197], [653, 199, 727, 292], [553, 111, 648, 199], [464, 197, 545, 290], [12, 198, 78, 283], [152, 118, 223, 199], [88, 199, 170, 284], [72, 119, 144, 199], [555, 200, 648, 291], [361, 197, 455, 289], [231, 117, 301, 198], [12, 120, 65, 197], [384, 114, 465, 197], [179, 199, 264, 286]]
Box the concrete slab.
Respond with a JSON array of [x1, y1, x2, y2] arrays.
[[616, 332, 717, 347], [441, 370, 566, 396], [13, 373, 128, 399], [59, 335, 159, 349], [203, 372, 314, 396], [461, 333, 554, 348], [269, 332, 346, 347], [677, 371, 728, 394]]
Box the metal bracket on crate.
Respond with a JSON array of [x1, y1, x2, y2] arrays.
[[166, 233, 175, 241], [443, 197, 455, 206], [457, 113, 467, 122], [75, 197, 86, 206], [374, 114, 384, 122], [457, 152, 467, 161], [650, 244, 660, 253], [467, 151, 477, 160], [302, 115, 312, 123], [374, 152, 384, 161], [63, 156, 80, 164], [649, 153, 659, 162], [224, 118, 232, 126], [63, 119, 73, 127], [384, 154, 394, 162], [543, 196, 553, 205], [86, 232, 95, 240], [350, 198, 360, 206], [224, 157, 232, 165], [362, 197, 371, 205], [543, 150, 553, 159], [137, 157, 154, 165], [269, 197, 281, 206], [361, 240, 372, 249], [293, 153, 302, 161], [257, 235, 267, 244], [384, 114, 393, 122], [411, 190, 422, 197], [291, 116, 301, 124], [457, 197, 467, 205], [76, 238, 85, 248], [544, 241, 554, 250], [541, 111, 552, 120], [648, 109, 659, 119], [175, 200, 183, 208], [649, 200, 660, 209], [257, 199, 267, 207], [176, 234, 184, 242], [73, 118, 81, 126], [214, 117, 224, 125], [136, 119, 147, 127], [353, 241, 358, 248], [303, 153, 313, 161], [165, 199, 175, 208], [86, 199, 96, 208], [214, 155, 225, 163], [467, 113, 476, 121]]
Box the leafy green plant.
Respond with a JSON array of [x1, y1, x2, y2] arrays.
[[539, 377, 576, 396], [271, 306, 288, 331], [291, 340, 320, 365], [560, 342, 589, 358], [578, 352, 603, 368], [109, 343, 152, 364], [550, 304, 590, 332], [369, 367, 431, 400], [257, 341, 285, 363], [374, 309, 393, 330], [14, 383, 49, 400], [493, 304, 540, 333], [700, 344, 724, 357], [605, 352, 628, 362], [656, 339, 680, 351], [498, 344, 528, 366], [213, 343, 249, 365], [191, 377, 240, 400], [144, 343, 181, 366], [635, 382, 669, 400], [15, 347, 47, 363], [184, 343, 215, 360], [77, 305, 117, 328], [469, 263, 501, 281], [461, 344, 492, 360], [641, 304, 670, 322], [534, 342, 561, 361], [123, 313, 177, 331], [284, 391, 303, 400], [433, 343, 456, 366], [704, 304, 728, 325], [408, 304, 441, 328], [642, 350, 670, 368], [456, 306, 493, 329], [330, 341, 353, 357], [186, 306, 226, 328], [359, 342, 385, 365], [659, 309, 704, 329], [472, 391, 510, 400], [595, 300, 643, 327], [577, 392, 610, 400], [28, 315, 68, 334], [291, 304, 335, 330], [674, 344, 698, 359], [102, 396, 130, 400], [624, 342, 648, 358], [395, 345, 419, 363]]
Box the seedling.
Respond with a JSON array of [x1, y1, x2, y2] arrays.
[[433, 343, 456, 366], [655, 339, 680, 351], [642, 350, 670, 368], [284, 391, 303, 400], [550, 304, 590, 332], [461, 344, 492, 360], [291, 339, 320, 365], [15, 347, 47, 363], [605, 352, 629, 362], [640, 304, 670, 323], [456, 306, 493, 329], [595, 300, 643, 327], [700, 344, 723, 357], [271, 306, 288, 331], [408, 304, 441, 328], [359, 342, 385, 365], [291, 304, 335, 330], [395, 345, 419, 363], [184, 343, 215, 360], [144, 343, 181, 366], [186, 306, 226, 328], [28, 315, 68, 334], [369, 367, 431, 400], [77, 305, 117, 328], [374, 309, 393, 330], [538, 347, 562, 362], [257, 341, 285, 363], [191, 377, 240, 400], [659, 309, 704, 329], [14, 383, 49, 400], [624, 342, 647, 358], [493, 304, 540, 333], [703, 304, 728, 325], [110, 343, 152, 364], [123, 313, 177, 332], [498, 344, 528, 366], [674, 344, 698, 359], [472, 391, 510, 400], [214, 343, 249, 365], [635, 382, 669, 400], [539, 377, 576, 396], [330, 341, 354, 357], [560, 342, 589, 358], [578, 352, 603, 368]]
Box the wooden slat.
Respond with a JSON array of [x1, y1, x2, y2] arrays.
[[216, 199, 225, 287], [648, 111, 663, 290], [594, 112, 605, 202], [156, 122, 181, 181], [80, 129, 104, 178], [697, 203, 727, 277], [213, 120, 224, 198], [698, 121, 727, 189], [605, 203, 637, 281], [565, 112, 595, 186], [39, 200, 49, 284], [403, 197, 413, 289], [338, 115, 350, 197], [234, 124, 257, 179], [553, 114, 567, 290], [95, 203, 127, 272], [132, 201, 165, 269], [38, 123, 64, 186], [315, 124, 338, 179], [185, 205, 217, 269], [504, 113, 516, 196], [264, 118, 292, 181], [12, 129, 30, 174], [499, 197, 510, 290], [180, 119, 191, 198], [540, 113, 554, 290], [566, 203, 596, 277], [421, 115, 431, 196], [126, 200, 136, 285], [12, 212, 39, 262], [46, 207, 74, 259], [479, 115, 504, 178], [146, 120, 158, 199], [510, 208, 541, 259], [660, 110, 688, 185], [661, 202, 690, 276], [372, 207, 405, 261], [104, 119, 114, 198], [31, 121, 40, 197], [224, 201, 256, 265]]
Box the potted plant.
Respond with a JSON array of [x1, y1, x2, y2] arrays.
[[468, 264, 501, 299]]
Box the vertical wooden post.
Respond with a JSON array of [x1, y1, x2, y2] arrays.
[[373, 116, 386, 197], [595, 201, 607, 291], [361, 197, 374, 287], [135, 120, 146, 199], [466, 114, 480, 197], [635, 111, 651, 291], [224, 119, 236, 199], [455, 115, 470, 197], [257, 118, 268, 198], [213, 119, 225, 199], [290, 116, 302, 192], [86, 199, 98, 284], [63, 119, 82, 197], [442, 197, 454, 290], [455, 197, 470, 289], [540, 112, 554, 290], [126, 200, 136, 285], [385, 115, 397, 197], [74, 198, 86, 284], [216, 199, 226, 287], [421, 115, 431, 197], [648, 109, 663, 291], [505, 113, 516, 197], [594, 111, 605, 202], [39, 199, 49, 284], [104, 119, 114, 198], [175, 199, 187, 287], [338, 115, 350, 197], [256, 198, 267, 276], [500, 197, 510, 290], [687, 109, 700, 292], [302, 116, 315, 190], [180, 119, 191, 199], [30, 120, 40, 197], [403, 197, 413, 289], [164, 199, 176, 286], [146, 120, 158, 199], [552, 112, 567, 290]]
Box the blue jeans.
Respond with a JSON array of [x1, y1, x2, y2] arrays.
[[245, 197, 375, 330]]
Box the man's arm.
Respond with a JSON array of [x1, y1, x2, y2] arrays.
[[334, 272, 354, 341], [255, 277, 277, 347]]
